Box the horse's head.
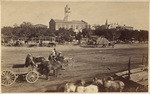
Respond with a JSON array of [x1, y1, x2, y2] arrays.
[[107, 76, 114, 81], [93, 77, 97, 83], [80, 80, 86, 86], [93, 77, 103, 85], [102, 78, 107, 84]]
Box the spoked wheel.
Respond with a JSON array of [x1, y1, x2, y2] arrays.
[[26, 71, 39, 83], [1, 70, 16, 86]]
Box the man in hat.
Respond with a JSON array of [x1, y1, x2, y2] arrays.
[[51, 48, 57, 62]]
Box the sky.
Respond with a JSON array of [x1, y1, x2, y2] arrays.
[[1, 1, 149, 30]]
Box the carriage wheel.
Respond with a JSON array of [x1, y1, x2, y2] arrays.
[[1, 70, 16, 86], [26, 71, 39, 83]]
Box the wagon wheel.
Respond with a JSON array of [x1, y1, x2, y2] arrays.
[[1, 70, 16, 86], [26, 71, 39, 83]]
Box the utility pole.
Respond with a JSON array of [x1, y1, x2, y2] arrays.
[[128, 57, 131, 80], [142, 53, 144, 65]]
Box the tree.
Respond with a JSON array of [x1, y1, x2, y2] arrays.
[[138, 30, 148, 43], [44, 29, 55, 37], [55, 28, 74, 42], [68, 28, 76, 36], [104, 29, 121, 41], [82, 28, 91, 38], [75, 31, 82, 44], [19, 22, 34, 38], [93, 27, 106, 36], [1, 26, 13, 37]]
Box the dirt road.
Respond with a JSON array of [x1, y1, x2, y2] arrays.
[[1, 44, 148, 92]]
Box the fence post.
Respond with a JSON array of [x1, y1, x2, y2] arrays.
[[128, 57, 131, 80], [142, 53, 144, 65]]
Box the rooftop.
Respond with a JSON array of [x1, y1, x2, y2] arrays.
[[51, 19, 87, 24]]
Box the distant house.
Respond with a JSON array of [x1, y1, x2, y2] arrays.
[[99, 20, 133, 30], [116, 25, 133, 30]]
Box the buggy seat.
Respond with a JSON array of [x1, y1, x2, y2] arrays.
[[12, 64, 26, 68]]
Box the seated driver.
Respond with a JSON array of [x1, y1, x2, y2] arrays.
[[51, 48, 57, 62]]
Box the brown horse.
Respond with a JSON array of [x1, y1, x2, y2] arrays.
[[102, 78, 124, 92], [25, 54, 46, 68], [39, 60, 65, 80]]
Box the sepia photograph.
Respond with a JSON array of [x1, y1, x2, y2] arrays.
[[1, 0, 149, 93]]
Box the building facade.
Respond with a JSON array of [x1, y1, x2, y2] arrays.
[[49, 19, 88, 32], [99, 20, 133, 30], [116, 25, 133, 30], [49, 4, 88, 33]]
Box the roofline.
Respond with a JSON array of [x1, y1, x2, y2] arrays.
[[50, 19, 88, 24]]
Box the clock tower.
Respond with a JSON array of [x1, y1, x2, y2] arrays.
[[64, 4, 71, 21]]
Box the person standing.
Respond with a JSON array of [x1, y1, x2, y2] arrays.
[[52, 48, 57, 62]]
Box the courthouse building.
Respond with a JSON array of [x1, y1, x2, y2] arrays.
[[49, 4, 88, 33]]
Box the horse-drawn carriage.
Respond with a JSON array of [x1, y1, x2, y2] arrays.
[[1, 54, 74, 86], [1, 64, 39, 86]]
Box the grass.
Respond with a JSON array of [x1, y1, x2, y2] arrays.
[[1, 43, 148, 92]]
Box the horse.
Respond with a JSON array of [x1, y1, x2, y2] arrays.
[[57, 81, 82, 92], [83, 85, 99, 93], [64, 82, 77, 92], [75, 80, 99, 93], [25, 54, 65, 79], [33, 56, 46, 64], [63, 80, 98, 93], [62, 80, 85, 92], [93, 77, 103, 85], [25, 54, 46, 68], [93, 77, 107, 92], [38, 60, 65, 80], [102, 78, 125, 92]]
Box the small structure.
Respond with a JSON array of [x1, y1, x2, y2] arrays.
[[80, 36, 110, 48], [98, 20, 133, 30], [38, 36, 56, 47]]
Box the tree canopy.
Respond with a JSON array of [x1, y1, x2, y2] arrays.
[[92, 25, 148, 43], [1, 22, 148, 43]]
